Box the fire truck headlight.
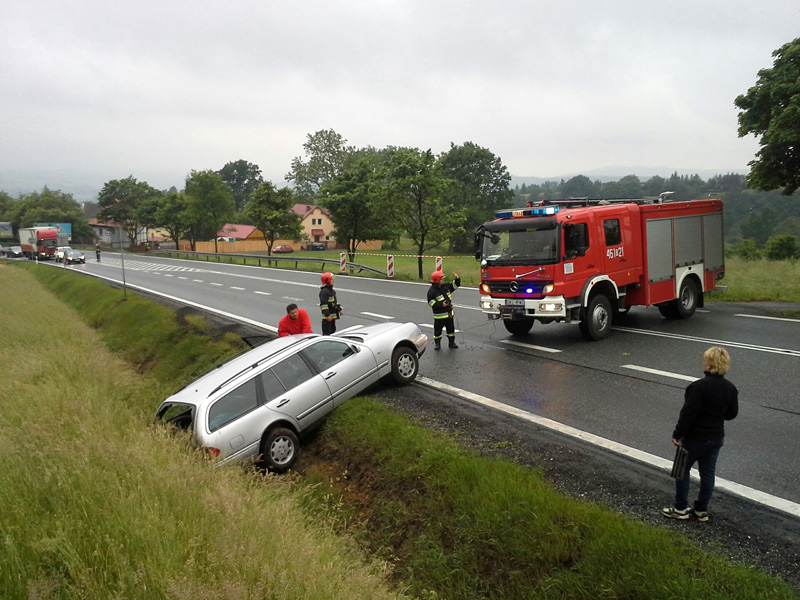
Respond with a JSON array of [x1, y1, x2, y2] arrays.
[[479, 283, 490, 294], [538, 302, 562, 313], [480, 299, 493, 309], [543, 284, 554, 294]]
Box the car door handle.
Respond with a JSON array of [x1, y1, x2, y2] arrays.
[[276, 398, 290, 407], [324, 371, 337, 380]]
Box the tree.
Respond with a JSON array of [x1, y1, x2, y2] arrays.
[[319, 155, 396, 260], [185, 170, 235, 253], [97, 176, 162, 246], [740, 206, 778, 247], [10, 187, 94, 243], [438, 142, 513, 252], [154, 191, 192, 249], [602, 175, 642, 199], [285, 129, 356, 200], [243, 182, 303, 255], [384, 148, 465, 278], [735, 37, 800, 195], [218, 160, 264, 211], [562, 175, 598, 199], [765, 234, 799, 260]]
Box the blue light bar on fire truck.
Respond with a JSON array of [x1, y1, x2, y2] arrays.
[[495, 206, 559, 219]]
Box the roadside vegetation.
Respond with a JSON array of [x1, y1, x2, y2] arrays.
[[3, 260, 798, 598]]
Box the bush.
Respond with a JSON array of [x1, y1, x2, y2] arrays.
[[735, 238, 761, 260], [765, 234, 799, 260]]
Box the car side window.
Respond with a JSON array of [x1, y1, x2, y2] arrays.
[[258, 367, 286, 402], [208, 377, 259, 432], [271, 353, 315, 391], [302, 340, 356, 372]]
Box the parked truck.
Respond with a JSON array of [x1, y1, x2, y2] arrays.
[[474, 193, 725, 341], [19, 226, 59, 260]]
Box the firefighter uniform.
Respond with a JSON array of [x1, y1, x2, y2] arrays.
[[427, 272, 460, 350], [319, 272, 342, 335]]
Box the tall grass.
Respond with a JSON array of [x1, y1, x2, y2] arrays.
[[708, 256, 800, 304], [307, 399, 798, 600], [0, 265, 408, 600]]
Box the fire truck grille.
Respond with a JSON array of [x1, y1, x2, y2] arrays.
[[487, 281, 554, 295]]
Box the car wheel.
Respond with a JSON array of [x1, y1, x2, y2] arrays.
[[675, 278, 699, 319], [503, 318, 534, 336], [579, 294, 612, 341], [260, 427, 299, 473], [391, 346, 419, 384]]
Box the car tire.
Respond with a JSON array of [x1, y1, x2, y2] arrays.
[[391, 346, 419, 384], [503, 318, 534, 336], [579, 294, 612, 341], [260, 427, 299, 473]]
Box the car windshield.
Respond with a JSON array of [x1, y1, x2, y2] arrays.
[[478, 220, 559, 266]]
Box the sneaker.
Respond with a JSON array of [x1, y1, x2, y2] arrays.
[[691, 509, 709, 522], [662, 506, 691, 520]]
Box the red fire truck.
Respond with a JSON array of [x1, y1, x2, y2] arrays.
[[474, 193, 725, 341]]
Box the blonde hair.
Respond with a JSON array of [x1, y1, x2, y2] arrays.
[[703, 346, 730, 375]]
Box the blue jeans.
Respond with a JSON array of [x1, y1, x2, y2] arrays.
[[674, 438, 724, 512]]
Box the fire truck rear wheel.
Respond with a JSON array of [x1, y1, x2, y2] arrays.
[[676, 278, 699, 319], [503, 319, 534, 336], [580, 294, 612, 341]]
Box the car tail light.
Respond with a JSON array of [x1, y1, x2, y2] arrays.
[[205, 447, 221, 458]]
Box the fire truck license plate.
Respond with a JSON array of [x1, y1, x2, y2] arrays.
[[505, 299, 525, 306]]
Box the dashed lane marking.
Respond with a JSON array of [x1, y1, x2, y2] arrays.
[[500, 339, 562, 353], [620, 365, 696, 382]]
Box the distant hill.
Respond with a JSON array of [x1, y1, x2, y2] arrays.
[[510, 167, 747, 188]]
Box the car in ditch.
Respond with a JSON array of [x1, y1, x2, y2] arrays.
[[154, 322, 427, 472]]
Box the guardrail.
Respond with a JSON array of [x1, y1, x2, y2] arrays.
[[153, 249, 386, 276]]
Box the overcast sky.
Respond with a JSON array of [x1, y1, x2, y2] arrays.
[[1, 1, 799, 201]]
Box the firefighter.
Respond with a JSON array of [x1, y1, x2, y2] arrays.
[[95, 243, 101, 262], [319, 271, 342, 335], [427, 270, 460, 350]]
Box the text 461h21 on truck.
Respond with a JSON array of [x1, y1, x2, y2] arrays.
[[474, 193, 725, 341]]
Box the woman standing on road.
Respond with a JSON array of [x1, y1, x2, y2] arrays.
[[662, 346, 739, 522]]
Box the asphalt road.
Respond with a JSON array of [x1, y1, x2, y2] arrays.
[[44, 253, 800, 511]]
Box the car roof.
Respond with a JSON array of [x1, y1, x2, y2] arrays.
[[163, 333, 319, 407]]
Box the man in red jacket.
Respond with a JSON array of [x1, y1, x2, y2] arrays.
[[278, 303, 313, 337]]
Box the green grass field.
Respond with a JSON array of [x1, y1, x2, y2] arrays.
[[2, 261, 797, 599]]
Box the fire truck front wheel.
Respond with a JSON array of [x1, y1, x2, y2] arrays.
[[503, 318, 534, 336], [579, 294, 612, 341]]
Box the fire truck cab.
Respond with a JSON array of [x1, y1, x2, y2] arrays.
[[474, 195, 725, 341]]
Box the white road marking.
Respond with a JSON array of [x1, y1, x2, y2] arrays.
[[253, 291, 271, 296], [620, 365, 696, 382], [500, 339, 562, 353], [362, 311, 393, 319], [210, 282, 223, 286], [419, 323, 461, 333], [282, 296, 304, 302], [736, 313, 800, 323], [613, 326, 800, 357], [178, 276, 188, 280], [230, 286, 245, 291], [417, 376, 800, 519], [192, 279, 204, 283]]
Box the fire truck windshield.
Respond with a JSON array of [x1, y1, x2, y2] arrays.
[[479, 224, 559, 266]]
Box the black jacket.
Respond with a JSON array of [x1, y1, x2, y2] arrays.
[[427, 278, 460, 318], [319, 285, 341, 320], [673, 372, 739, 442]]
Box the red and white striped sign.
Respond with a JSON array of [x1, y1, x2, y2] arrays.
[[339, 252, 347, 273], [386, 255, 394, 277], [435, 255, 443, 272]]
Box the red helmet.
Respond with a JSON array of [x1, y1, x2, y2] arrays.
[[321, 272, 334, 285], [430, 270, 444, 283]]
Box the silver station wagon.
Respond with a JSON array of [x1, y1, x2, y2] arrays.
[[155, 322, 427, 472]]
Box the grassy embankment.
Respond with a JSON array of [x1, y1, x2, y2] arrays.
[[2, 261, 798, 599]]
